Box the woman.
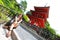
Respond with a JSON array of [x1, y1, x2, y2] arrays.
[[3, 14, 22, 37]]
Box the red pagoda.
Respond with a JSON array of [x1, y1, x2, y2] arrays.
[[27, 6, 50, 28]]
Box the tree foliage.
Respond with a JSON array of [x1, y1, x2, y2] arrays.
[[20, 0, 27, 12], [0, 0, 29, 22]]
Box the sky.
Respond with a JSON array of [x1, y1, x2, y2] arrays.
[[16, 0, 60, 35]]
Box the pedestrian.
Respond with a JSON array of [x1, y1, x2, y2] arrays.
[[3, 14, 22, 37]]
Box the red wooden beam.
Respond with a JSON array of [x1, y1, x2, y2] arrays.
[[34, 6, 50, 17], [31, 11, 47, 21], [27, 14, 45, 28]]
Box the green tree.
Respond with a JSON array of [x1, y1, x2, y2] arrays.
[[20, 0, 27, 12], [19, 0, 30, 22], [0, 0, 30, 22]]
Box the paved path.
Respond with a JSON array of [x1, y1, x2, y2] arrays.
[[13, 25, 37, 40], [13, 22, 45, 40], [19, 22, 45, 40]]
